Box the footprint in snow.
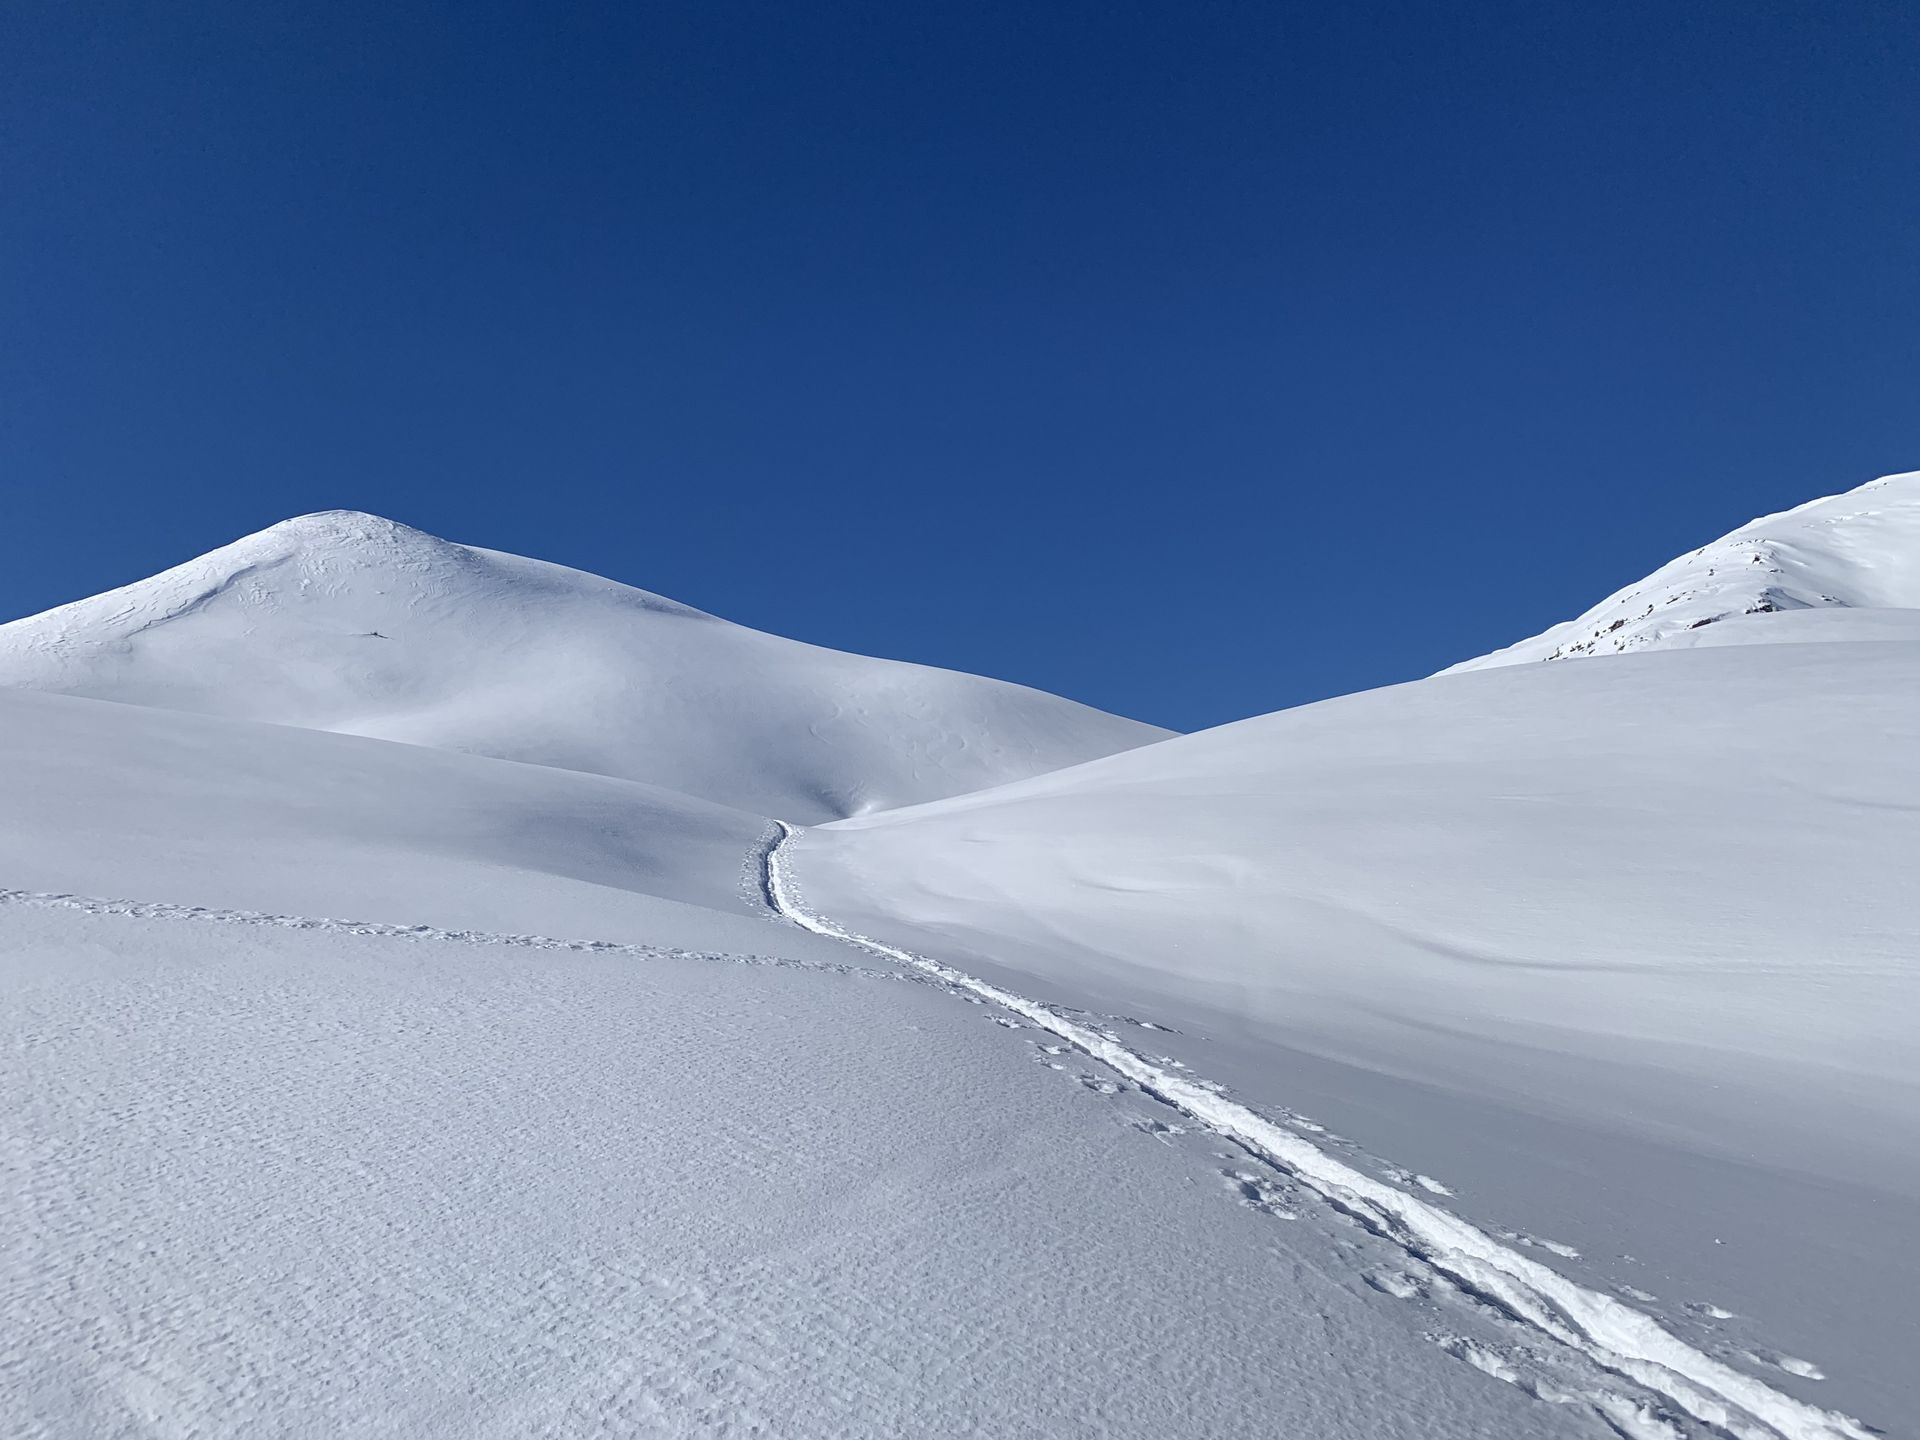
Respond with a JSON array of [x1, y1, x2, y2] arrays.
[[1223, 1168, 1299, 1220], [1364, 1269, 1427, 1301], [1501, 1230, 1581, 1260], [1381, 1164, 1454, 1196], [1744, 1350, 1826, 1381], [1125, 1116, 1186, 1144], [1109, 1014, 1179, 1034]]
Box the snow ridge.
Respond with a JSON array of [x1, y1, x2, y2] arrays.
[[762, 824, 1875, 1440], [0, 511, 1170, 822], [1448, 469, 1920, 671]]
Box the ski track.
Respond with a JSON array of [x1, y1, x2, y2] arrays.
[[0, 886, 905, 984], [762, 822, 1877, 1440], [2, 831, 1880, 1440]]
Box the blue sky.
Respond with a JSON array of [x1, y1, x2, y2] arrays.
[[4, 1, 1916, 731]]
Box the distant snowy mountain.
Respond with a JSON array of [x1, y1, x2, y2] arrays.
[[0, 511, 1167, 822], [1447, 469, 1920, 671]]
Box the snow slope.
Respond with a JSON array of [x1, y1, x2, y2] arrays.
[[0, 687, 794, 956], [787, 640, 1920, 1433], [1448, 469, 1920, 670], [9, 482, 1918, 1438], [2, 690, 1594, 1440], [0, 511, 1167, 822]]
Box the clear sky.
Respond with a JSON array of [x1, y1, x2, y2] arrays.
[[4, 1, 1916, 731]]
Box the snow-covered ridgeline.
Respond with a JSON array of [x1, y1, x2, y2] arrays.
[[0, 510, 1168, 821], [1448, 469, 1920, 669]]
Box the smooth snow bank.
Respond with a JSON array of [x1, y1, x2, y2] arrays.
[[0, 688, 814, 958], [1449, 469, 1920, 670], [0, 511, 1166, 821], [790, 640, 1920, 1429], [768, 828, 1871, 1440]]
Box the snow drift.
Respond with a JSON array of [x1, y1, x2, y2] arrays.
[[0, 511, 1167, 822]]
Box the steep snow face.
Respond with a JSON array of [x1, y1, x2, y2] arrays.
[[1447, 470, 1920, 671], [0, 511, 1168, 821]]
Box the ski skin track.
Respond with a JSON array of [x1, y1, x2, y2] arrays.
[[763, 822, 1876, 1440]]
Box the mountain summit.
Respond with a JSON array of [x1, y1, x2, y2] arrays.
[[1447, 469, 1920, 671], [0, 511, 1169, 821]]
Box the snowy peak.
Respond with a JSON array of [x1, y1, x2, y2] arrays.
[[248, 508, 443, 548], [1446, 470, 1920, 672], [0, 512, 1169, 822], [72, 508, 710, 630]]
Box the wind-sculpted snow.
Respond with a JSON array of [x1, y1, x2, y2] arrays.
[[0, 510, 1167, 821], [1450, 468, 1920, 669], [765, 826, 1876, 1440], [794, 639, 1920, 1429]]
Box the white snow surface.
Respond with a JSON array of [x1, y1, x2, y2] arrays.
[[2, 691, 1596, 1440], [8, 482, 1920, 1438], [790, 639, 1920, 1433], [0, 688, 783, 955], [1448, 469, 1920, 669], [0, 510, 1166, 822], [767, 826, 1878, 1440]]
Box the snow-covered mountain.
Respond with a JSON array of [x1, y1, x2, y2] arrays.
[[8, 478, 1916, 1440], [0, 511, 1167, 822], [1447, 469, 1920, 670]]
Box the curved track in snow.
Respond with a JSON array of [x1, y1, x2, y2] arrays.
[[0, 885, 903, 983], [762, 822, 1875, 1440]]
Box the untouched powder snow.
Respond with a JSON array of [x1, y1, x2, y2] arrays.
[[788, 640, 1920, 1433], [1448, 469, 1920, 669], [0, 511, 1167, 822]]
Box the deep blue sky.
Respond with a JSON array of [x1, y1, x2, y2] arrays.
[[4, 1, 1915, 730]]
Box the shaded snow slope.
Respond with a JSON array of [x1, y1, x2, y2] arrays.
[[0, 511, 1167, 821], [1448, 469, 1920, 670], [788, 641, 1920, 1430], [0, 688, 799, 957]]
